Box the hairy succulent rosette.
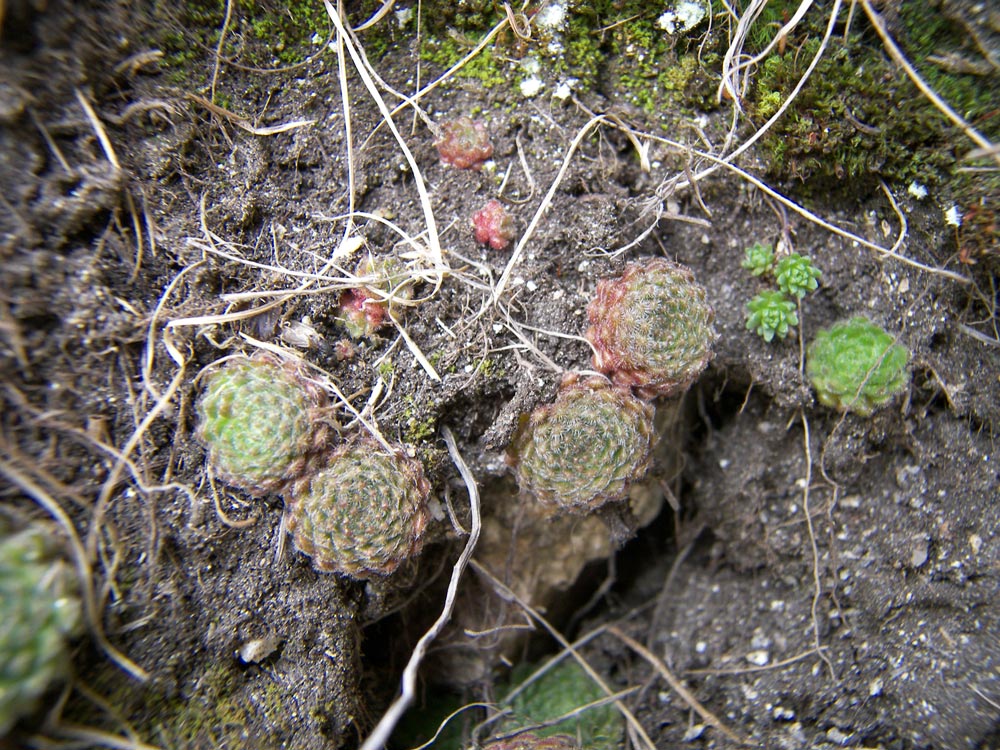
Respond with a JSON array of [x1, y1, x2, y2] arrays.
[[286, 438, 431, 578], [586, 258, 717, 398], [806, 317, 910, 416], [434, 116, 494, 169], [508, 376, 655, 514], [483, 734, 580, 750], [472, 199, 516, 250], [0, 527, 81, 736], [196, 355, 327, 496], [498, 659, 624, 749]]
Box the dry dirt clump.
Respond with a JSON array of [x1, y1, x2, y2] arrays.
[[0, 1, 998, 749]]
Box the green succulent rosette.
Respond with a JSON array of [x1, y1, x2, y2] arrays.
[[806, 317, 910, 416], [775, 253, 822, 298], [0, 527, 82, 736], [586, 258, 717, 399], [483, 734, 580, 750], [286, 438, 431, 578], [746, 290, 798, 342], [508, 376, 655, 514], [496, 659, 623, 750], [741, 242, 776, 276], [196, 355, 327, 496]]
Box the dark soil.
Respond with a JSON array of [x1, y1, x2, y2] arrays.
[[1, 1, 998, 749]]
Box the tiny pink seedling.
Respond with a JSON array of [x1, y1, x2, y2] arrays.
[[472, 199, 516, 250], [435, 116, 494, 169]]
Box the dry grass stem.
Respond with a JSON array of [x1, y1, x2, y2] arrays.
[[359, 427, 481, 750], [607, 626, 747, 746], [471, 562, 657, 750]]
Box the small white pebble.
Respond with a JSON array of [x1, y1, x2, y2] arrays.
[[526, 280, 538, 292], [394, 7, 413, 27], [907, 181, 928, 199], [536, 2, 567, 29], [656, 10, 677, 33], [520, 75, 544, 98], [944, 205, 962, 227], [746, 649, 770, 666]]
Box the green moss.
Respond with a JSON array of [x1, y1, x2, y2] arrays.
[[419, 36, 511, 88], [752, 35, 956, 192], [416, 0, 722, 115], [899, 2, 1000, 139], [746, 1, 999, 198], [401, 396, 437, 444], [86, 661, 292, 749]]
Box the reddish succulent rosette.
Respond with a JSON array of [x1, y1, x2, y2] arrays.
[[586, 258, 717, 399], [472, 199, 516, 250], [434, 116, 494, 169]]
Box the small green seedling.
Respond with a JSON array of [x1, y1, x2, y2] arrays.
[[746, 290, 799, 342], [741, 242, 776, 276], [775, 253, 822, 298]]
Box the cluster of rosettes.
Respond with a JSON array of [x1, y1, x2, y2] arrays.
[[196, 356, 431, 578], [806, 317, 910, 416], [508, 376, 655, 515], [285, 438, 431, 579], [585, 258, 718, 399], [507, 259, 717, 513], [0, 527, 81, 736], [743, 244, 822, 342]]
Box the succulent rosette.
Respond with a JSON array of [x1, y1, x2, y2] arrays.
[[482, 734, 580, 750], [806, 317, 910, 416], [586, 258, 717, 399], [286, 437, 431, 578], [196, 355, 328, 496], [472, 199, 517, 250], [0, 527, 82, 736], [434, 116, 494, 169], [508, 376, 655, 514]]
